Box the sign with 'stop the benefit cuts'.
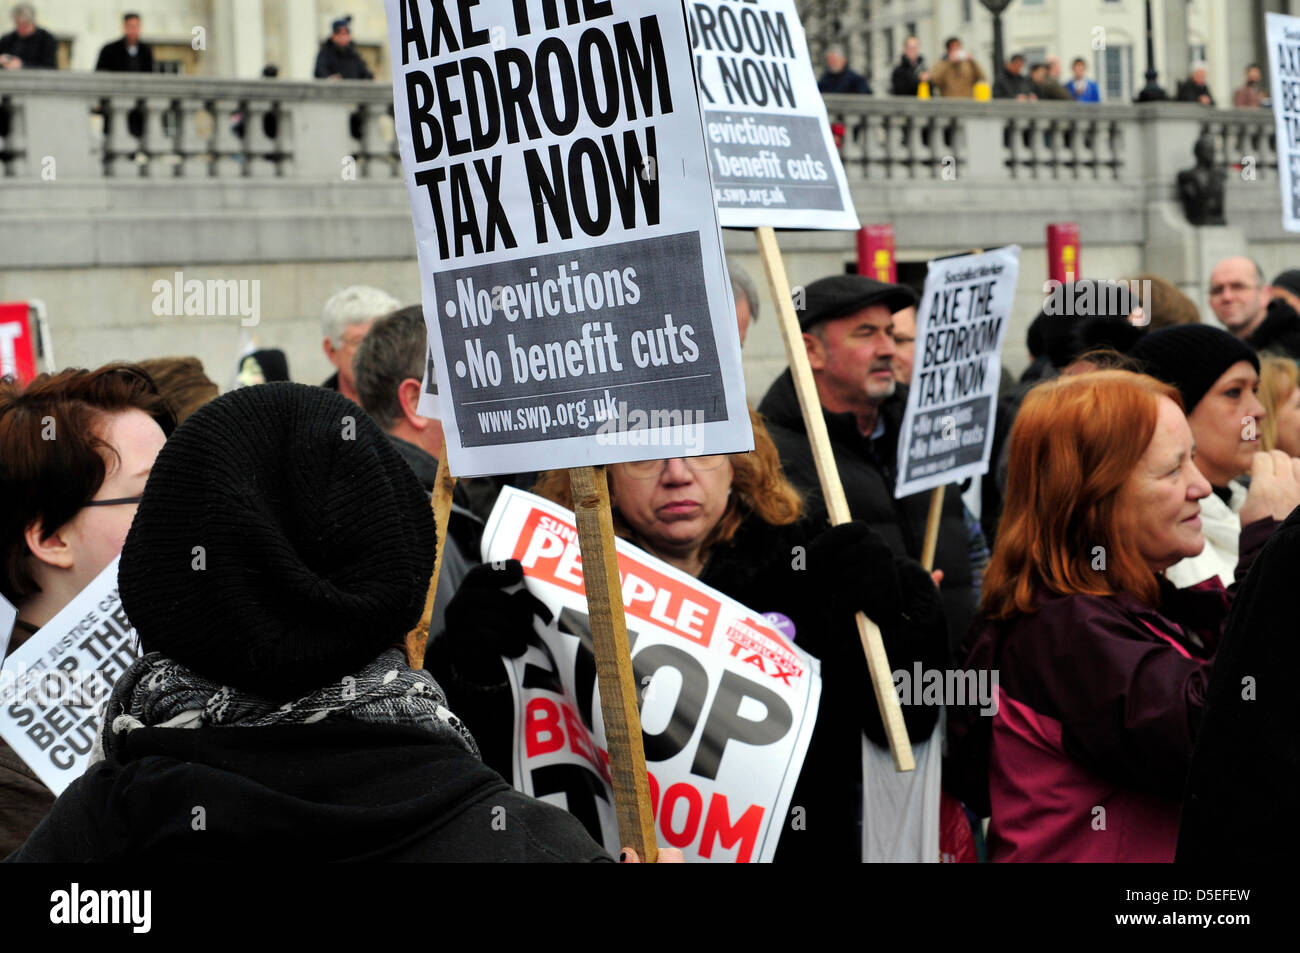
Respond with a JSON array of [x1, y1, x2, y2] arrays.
[[385, 0, 753, 477]]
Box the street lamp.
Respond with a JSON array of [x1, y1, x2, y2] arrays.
[[979, 0, 1014, 78], [1135, 0, 1167, 101]]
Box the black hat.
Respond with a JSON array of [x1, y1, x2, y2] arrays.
[[1272, 269, 1300, 298], [796, 275, 917, 331], [331, 14, 352, 32], [1129, 324, 1260, 413], [119, 382, 435, 699]]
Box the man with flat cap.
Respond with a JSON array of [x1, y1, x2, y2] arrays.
[[758, 274, 979, 651]]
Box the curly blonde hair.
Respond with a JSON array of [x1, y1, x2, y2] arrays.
[[531, 407, 802, 562]]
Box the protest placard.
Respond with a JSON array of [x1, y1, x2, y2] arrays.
[[482, 486, 821, 862], [1268, 12, 1300, 233], [686, 0, 857, 230], [0, 301, 40, 384], [385, 0, 753, 477], [0, 592, 16, 661], [0, 558, 138, 795], [895, 246, 1020, 499]]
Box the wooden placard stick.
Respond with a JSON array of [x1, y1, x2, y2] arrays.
[[920, 486, 945, 572], [755, 225, 915, 772], [406, 453, 458, 671], [568, 464, 659, 862]]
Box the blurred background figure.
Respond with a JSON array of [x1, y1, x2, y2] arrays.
[[315, 14, 372, 80], [320, 285, 398, 404], [136, 356, 218, 423], [817, 44, 871, 95], [0, 4, 56, 70], [890, 35, 928, 97], [1232, 63, 1267, 108], [1256, 355, 1300, 457], [727, 257, 759, 346], [1176, 61, 1215, 104], [1068, 57, 1100, 102], [95, 11, 152, 72]]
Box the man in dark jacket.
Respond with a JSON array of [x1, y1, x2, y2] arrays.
[[1176, 62, 1215, 105], [5, 384, 623, 863], [890, 36, 928, 96], [315, 15, 373, 80], [757, 275, 979, 650], [993, 54, 1036, 100], [352, 305, 484, 642], [0, 4, 57, 69], [95, 12, 152, 72], [818, 46, 871, 95]]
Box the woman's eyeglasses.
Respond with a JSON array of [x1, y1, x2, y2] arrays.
[[83, 496, 143, 507], [620, 456, 728, 480]]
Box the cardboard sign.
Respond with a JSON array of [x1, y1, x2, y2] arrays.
[[385, 0, 753, 477], [0, 558, 139, 795], [0, 302, 38, 384], [686, 0, 858, 230], [895, 246, 1020, 498], [1268, 12, 1300, 233], [483, 487, 821, 862]]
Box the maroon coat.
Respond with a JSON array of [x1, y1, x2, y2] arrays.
[[946, 519, 1274, 862]]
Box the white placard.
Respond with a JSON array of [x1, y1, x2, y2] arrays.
[[483, 486, 821, 862], [1268, 13, 1300, 233], [0, 558, 139, 795], [686, 0, 859, 230], [385, 0, 753, 476], [895, 246, 1020, 498]]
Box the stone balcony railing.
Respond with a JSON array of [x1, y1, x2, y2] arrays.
[[0, 72, 1287, 269]]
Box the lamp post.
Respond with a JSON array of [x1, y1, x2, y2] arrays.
[[979, 0, 1014, 76], [1135, 0, 1168, 101]]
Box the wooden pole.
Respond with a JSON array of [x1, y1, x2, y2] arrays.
[[568, 465, 659, 862], [406, 453, 457, 671], [920, 485, 945, 572], [755, 225, 915, 772]]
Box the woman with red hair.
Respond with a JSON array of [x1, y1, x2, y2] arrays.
[[947, 370, 1300, 861]]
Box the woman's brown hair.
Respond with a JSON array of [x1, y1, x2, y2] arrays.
[[0, 363, 176, 603], [532, 407, 801, 561], [980, 369, 1182, 620]]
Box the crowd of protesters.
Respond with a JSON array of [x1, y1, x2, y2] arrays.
[[4, 246, 1300, 864]]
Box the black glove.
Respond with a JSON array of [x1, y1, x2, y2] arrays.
[[442, 560, 553, 685], [804, 521, 902, 628]]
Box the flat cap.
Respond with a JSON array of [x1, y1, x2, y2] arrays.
[[795, 275, 918, 331]]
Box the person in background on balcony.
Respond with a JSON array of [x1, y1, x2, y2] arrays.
[[993, 53, 1036, 101], [319, 285, 397, 405], [1176, 61, 1215, 106], [930, 36, 986, 99], [890, 35, 929, 96], [817, 44, 871, 95], [1068, 57, 1100, 102], [0, 4, 56, 69], [95, 11, 152, 73], [315, 14, 373, 81], [1034, 56, 1071, 100], [1232, 63, 1268, 108]]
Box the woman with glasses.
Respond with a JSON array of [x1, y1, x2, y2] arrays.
[[0, 363, 174, 854], [429, 409, 949, 861]]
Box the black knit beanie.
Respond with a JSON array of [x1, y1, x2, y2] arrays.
[[1129, 324, 1260, 413], [119, 382, 435, 699]]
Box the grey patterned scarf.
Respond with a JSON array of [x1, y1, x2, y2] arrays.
[[93, 648, 479, 764]]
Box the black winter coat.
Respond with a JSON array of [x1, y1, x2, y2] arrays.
[[429, 508, 949, 863], [5, 721, 610, 862], [890, 55, 926, 96], [314, 40, 373, 80], [1247, 298, 1300, 362], [1177, 505, 1300, 862], [94, 37, 153, 72], [757, 370, 978, 650]]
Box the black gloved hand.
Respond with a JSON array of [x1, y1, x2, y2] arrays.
[[804, 521, 903, 628], [442, 560, 553, 685]]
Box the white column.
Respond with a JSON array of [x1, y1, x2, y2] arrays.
[[284, 0, 319, 80], [233, 0, 267, 78]]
